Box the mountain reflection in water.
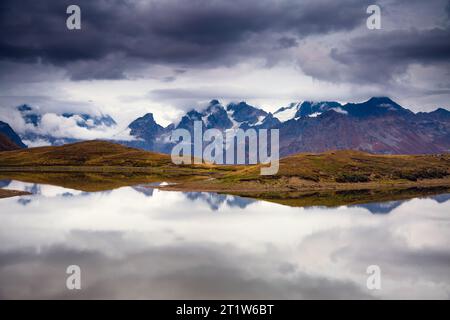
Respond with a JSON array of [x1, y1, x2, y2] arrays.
[[0, 180, 449, 299]]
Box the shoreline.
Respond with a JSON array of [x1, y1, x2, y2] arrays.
[[1, 167, 449, 207]]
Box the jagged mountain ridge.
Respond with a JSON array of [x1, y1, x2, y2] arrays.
[[2, 97, 450, 156], [123, 97, 450, 155]]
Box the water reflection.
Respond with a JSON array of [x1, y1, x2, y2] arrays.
[[352, 201, 403, 214], [0, 181, 449, 299], [0, 179, 11, 188], [184, 192, 255, 210]]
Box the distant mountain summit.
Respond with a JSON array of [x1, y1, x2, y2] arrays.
[[129, 113, 164, 138], [173, 99, 268, 132], [125, 113, 169, 152], [277, 97, 449, 155], [295, 101, 344, 118], [226, 101, 267, 128], [342, 97, 412, 118], [204, 100, 233, 130], [273, 97, 412, 122], [273, 102, 300, 122], [273, 101, 346, 121]]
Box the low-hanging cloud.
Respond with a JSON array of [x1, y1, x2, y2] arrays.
[[0, 106, 135, 145]]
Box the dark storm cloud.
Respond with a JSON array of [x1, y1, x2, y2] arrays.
[[339, 28, 450, 64], [295, 23, 450, 85], [329, 27, 450, 83], [277, 37, 299, 49], [0, 0, 370, 80], [447, 0, 450, 19]]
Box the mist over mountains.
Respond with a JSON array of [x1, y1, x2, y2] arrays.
[[1, 97, 449, 155]]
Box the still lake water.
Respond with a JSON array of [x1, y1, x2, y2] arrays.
[[0, 180, 449, 299]]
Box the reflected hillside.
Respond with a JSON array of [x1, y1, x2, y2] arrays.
[[2, 180, 254, 211], [0, 181, 449, 299], [185, 192, 255, 211], [1, 171, 450, 208], [1, 141, 450, 207]]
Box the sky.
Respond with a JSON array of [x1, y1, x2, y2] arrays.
[[0, 0, 449, 132]]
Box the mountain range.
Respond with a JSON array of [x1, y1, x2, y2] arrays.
[[1, 97, 449, 155]]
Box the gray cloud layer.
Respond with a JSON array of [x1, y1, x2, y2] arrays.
[[0, 0, 371, 80], [0, 0, 449, 116], [328, 27, 450, 83]]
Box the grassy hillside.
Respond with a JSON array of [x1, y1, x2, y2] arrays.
[[0, 140, 173, 167], [224, 150, 450, 183], [0, 140, 238, 175], [1, 142, 448, 182], [161, 150, 450, 203], [156, 150, 450, 207], [0, 141, 449, 206], [0, 140, 232, 191]]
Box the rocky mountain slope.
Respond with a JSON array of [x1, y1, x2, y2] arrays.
[[2, 97, 449, 156], [122, 97, 450, 156], [0, 120, 26, 151]]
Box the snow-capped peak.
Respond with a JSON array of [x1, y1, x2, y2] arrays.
[[273, 102, 301, 122]]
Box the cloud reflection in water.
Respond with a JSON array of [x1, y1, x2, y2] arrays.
[[0, 181, 449, 299]]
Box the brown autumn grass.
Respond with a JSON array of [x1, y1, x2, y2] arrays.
[[0, 140, 449, 206]]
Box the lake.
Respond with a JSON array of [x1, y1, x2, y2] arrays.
[[0, 180, 449, 299]]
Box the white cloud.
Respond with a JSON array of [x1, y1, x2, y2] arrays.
[[0, 106, 135, 143], [22, 138, 51, 148]]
